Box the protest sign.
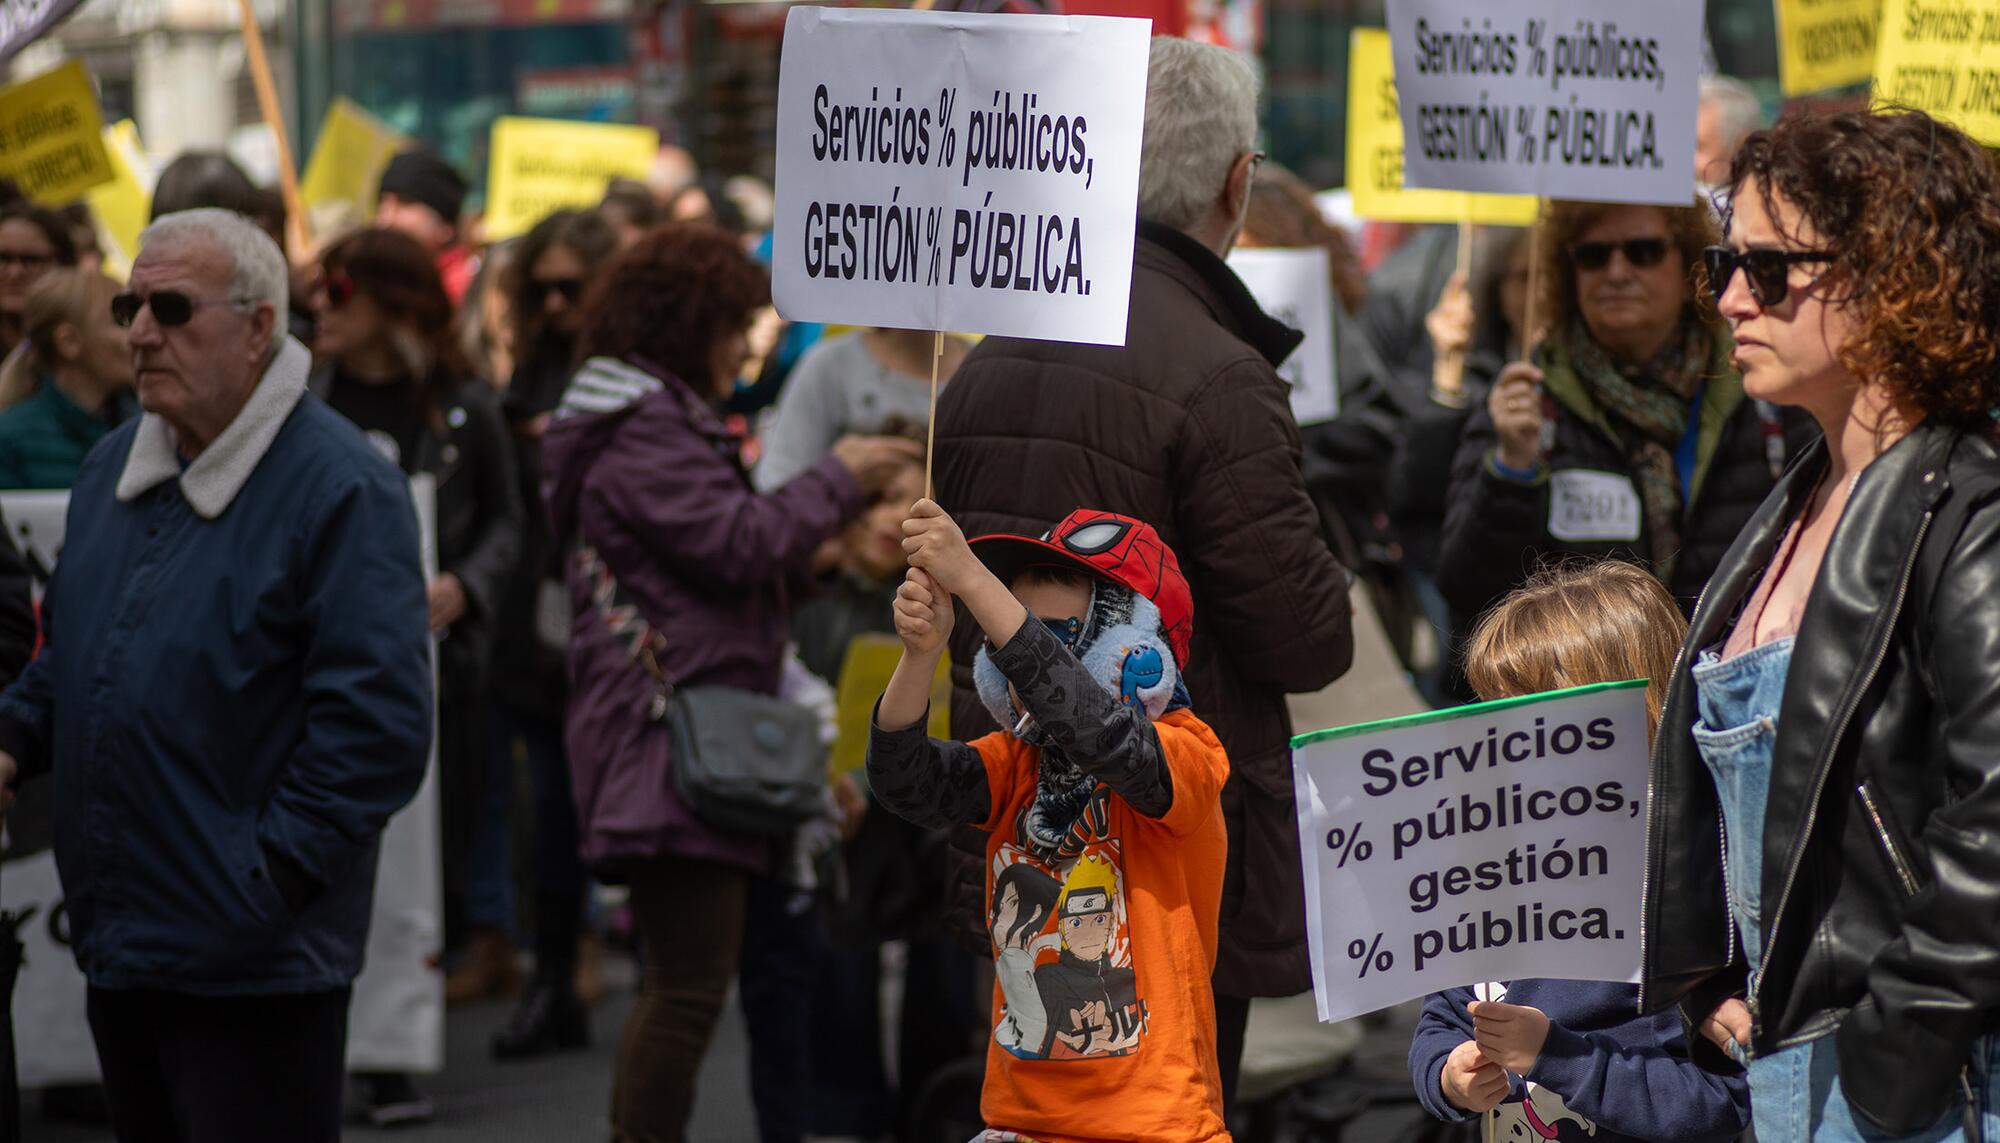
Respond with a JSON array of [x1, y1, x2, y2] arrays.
[[1227, 247, 1340, 426], [771, 7, 1150, 346], [1384, 0, 1701, 206], [484, 116, 659, 241], [301, 97, 405, 222], [85, 120, 152, 281], [0, 481, 445, 1083], [1290, 680, 1648, 1024], [1775, 0, 1879, 96], [1874, 0, 2000, 146], [0, 0, 85, 66], [1345, 28, 1539, 226], [0, 60, 113, 204]]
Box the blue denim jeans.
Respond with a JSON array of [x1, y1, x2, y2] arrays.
[[1744, 1034, 2000, 1142]]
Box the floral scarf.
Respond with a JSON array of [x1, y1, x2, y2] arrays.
[[1567, 318, 1711, 577]]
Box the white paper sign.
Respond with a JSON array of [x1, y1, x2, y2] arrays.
[[1290, 681, 1649, 1024], [1385, 0, 1700, 206], [772, 6, 1150, 346], [1227, 247, 1340, 426], [0, 481, 444, 1084], [1548, 469, 1643, 543]]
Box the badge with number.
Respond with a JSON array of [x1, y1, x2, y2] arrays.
[[1547, 470, 1643, 543]]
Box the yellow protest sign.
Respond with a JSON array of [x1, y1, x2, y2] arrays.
[[85, 120, 152, 281], [1875, 0, 2000, 145], [300, 97, 404, 220], [830, 634, 950, 776], [483, 117, 658, 241], [1775, 0, 1879, 95], [1345, 29, 1537, 227], [0, 60, 113, 204]]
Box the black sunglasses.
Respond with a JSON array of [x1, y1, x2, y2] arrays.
[[535, 277, 586, 304], [1569, 238, 1670, 271], [1702, 245, 1834, 308], [110, 290, 252, 328]]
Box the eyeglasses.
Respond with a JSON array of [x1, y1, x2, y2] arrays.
[[0, 251, 54, 273], [1702, 245, 1834, 308], [110, 290, 255, 328], [1569, 238, 1670, 271], [535, 277, 585, 304]]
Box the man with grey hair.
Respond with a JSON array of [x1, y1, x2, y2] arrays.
[[933, 36, 1355, 1111], [1697, 75, 1764, 189], [0, 208, 431, 1140]]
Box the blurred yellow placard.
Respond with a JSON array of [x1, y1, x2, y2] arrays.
[[1775, 0, 1879, 96], [483, 117, 658, 241], [85, 120, 152, 281], [1875, 0, 2000, 145], [0, 60, 113, 204], [300, 97, 404, 217], [831, 634, 950, 776], [1346, 29, 1538, 226]]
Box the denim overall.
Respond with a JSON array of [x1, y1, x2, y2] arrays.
[[1693, 638, 1999, 1141]]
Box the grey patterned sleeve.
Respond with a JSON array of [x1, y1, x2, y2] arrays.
[[865, 705, 993, 830], [990, 619, 1174, 819]]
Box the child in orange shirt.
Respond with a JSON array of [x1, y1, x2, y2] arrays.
[[869, 499, 1231, 1143]]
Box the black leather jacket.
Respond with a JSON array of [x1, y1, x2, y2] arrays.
[[1643, 423, 2000, 1135]]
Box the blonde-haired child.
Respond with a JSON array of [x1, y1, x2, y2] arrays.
[[1409, 561, 1749, 1143]]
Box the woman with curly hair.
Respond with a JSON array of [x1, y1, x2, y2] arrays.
[[540, 224, 919, 1141], [1434, 196, 1817, 627], [1645, 106, 2000, 1139]]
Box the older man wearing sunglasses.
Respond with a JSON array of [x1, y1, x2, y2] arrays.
[[1434, 199, 1821, 626], [0, 208, 433, 1142]]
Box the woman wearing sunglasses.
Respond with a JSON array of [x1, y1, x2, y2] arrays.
[[465, 211, 625, 1036], [1646, 107, 2000, 1141], [305, 225, 526, 1125], [1435, 199, 1816, 627]]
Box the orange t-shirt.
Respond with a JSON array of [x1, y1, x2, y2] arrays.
[[971, 708, 1232, 1143]]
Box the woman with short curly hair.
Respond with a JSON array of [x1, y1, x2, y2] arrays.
[[539, 223, 921, 1141], [1434, 195, 1817, 626], [1645, 106, 2000, 1139]]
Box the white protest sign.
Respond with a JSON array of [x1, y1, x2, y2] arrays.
[[1385, 0, 1700, 206], [0, 481, 444, 1083], [772, 7, 1150, 346], [1227, 247, 1340, 426], [1290, 680, 1649, 1024]]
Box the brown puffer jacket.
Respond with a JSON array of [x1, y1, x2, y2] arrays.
[[933, 222, 1356, 997]]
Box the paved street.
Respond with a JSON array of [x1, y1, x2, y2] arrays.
[[23, 974, 761, 1143]]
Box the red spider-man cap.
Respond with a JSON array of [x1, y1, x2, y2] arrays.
[[969, 509, 1194, 665]]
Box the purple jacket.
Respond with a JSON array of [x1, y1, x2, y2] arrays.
[[541, 356, 864, 872]]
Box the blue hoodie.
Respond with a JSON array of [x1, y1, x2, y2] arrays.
[[1409, 979, 1749, 1143]]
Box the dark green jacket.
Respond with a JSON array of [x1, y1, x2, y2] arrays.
[[0, 377, 133, 490]]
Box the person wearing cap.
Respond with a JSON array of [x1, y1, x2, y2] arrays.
[[870, 498, 1231, 1143], [931, 40, 1354, 1102], [376, 148, 475, 305]]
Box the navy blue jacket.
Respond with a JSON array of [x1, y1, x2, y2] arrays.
[[1410, 979, 1749, 1143], [0, 343, 432, 994]]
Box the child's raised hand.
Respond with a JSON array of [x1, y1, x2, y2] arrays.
[[1439, 1039, 1509, 1113], [902, 499, 984, 595], [1468, 999, 1550, 1075], [893, 567, 955, 658]]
